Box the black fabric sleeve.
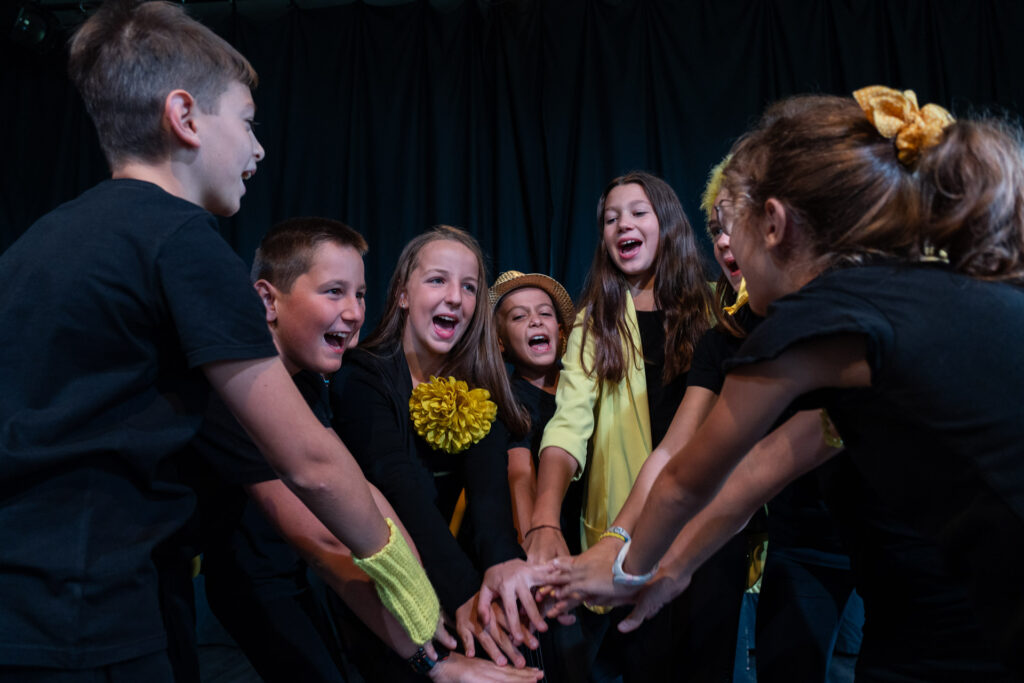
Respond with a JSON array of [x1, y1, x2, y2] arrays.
[[191, 393, 279, 487], [724, 273, 894, 383], [330, 361, 481, 614], [461, 420, 526, 569], [157, 217, 276, 368], [686, 328, 730, 394]]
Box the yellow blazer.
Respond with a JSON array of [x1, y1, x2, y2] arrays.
[[539, 294, 652, 550]]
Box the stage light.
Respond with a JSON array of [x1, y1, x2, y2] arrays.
[[10, 2, 61, 54]]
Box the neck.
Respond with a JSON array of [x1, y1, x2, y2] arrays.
[[515, 364, 560, 395], [627, 272, 657, 311], [113, 160, 193, 204], [403, 345, 443, 387]]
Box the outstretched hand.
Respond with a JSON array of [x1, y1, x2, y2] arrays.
[[455, 592, 526, 668], [616, 566, 693, 633], [478, 559, 568, 645], [429, 652, 544, 682]]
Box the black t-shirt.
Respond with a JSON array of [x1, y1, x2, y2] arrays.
[[508, 375, 584, 555], [0, 179, 277, 668], [177, 370, 333, 578], [330, 346, 524, 614], [726, 263, 1024, 671], [634, 309, 688, 447]]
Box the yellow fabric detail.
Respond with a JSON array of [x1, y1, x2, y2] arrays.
[[723, 277, 748, 315], [539, 294, 652, 551], [409, 376, 497, 454], [353, 518, 440, 645], [852, 85, 954, 165], [449, 488, 467, 536]]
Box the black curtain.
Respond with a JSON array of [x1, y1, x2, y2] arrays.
[[5, 0, 1024, 321]]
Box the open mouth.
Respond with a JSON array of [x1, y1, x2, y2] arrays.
[[617, 238, 642, 259], [724, 256, 742, 276], [527, 333, 552, 354], [324, 331, 349, 350], [433, 314, 458, 340], [242, 169, 255, 181]]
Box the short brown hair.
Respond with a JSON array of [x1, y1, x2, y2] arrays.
[[68, 0, 257, 168], [251, 217, 368, 291]]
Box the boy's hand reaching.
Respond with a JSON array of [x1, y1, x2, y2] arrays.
[[454, 592, 526, 668]]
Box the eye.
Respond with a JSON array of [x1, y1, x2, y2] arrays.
[[427, 276, 445, 285], [633, 210, 647, 217], [511, 313, 526, 322], [541, 310, 554, 317], [709, 226, 723, 238], [356, 290, 366, 301], [462, 282, 477, 294], [327, 287, 344, 296]]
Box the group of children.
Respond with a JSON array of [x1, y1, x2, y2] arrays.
[[3, 1, 1024, 683]]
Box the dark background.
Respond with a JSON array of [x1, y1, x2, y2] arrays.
[[5, 0, 1024, 326]]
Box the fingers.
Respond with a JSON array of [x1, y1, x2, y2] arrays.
[[477, 585, 495, 627], [486, 618, 526, 668], [516, 583, 547, 638], [475, 627, 509, 667], [456, 620, 476, 658], [434, 617, 458, 650], [499, 586, 527, 646]]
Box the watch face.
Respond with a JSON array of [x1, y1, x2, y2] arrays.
[[406, 647, 435, 674]]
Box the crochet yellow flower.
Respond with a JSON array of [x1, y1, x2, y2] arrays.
[[409, 376, 497, 454]]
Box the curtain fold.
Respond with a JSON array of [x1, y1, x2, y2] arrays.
[[5, 0, 1023, 316]]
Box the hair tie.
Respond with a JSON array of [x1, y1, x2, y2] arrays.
[[852, 86, 955, 165]]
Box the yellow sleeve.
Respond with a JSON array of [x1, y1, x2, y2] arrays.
[[539, 312, 599, 481]]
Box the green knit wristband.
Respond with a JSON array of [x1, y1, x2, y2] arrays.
[[353, 518, 440, 645]]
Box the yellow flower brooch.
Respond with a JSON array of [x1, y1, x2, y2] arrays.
[[409, 376, 497, 454]]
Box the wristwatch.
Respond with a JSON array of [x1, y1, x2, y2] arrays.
[[612, 539, 658, 586], [407, 643, 450, 675]]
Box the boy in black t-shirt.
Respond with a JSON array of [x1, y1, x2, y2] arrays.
[[0, 2, 437, 679]]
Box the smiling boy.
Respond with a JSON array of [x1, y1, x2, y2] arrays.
[[0, 1, 436, 679]]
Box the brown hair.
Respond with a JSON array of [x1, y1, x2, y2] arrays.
[[361, 226, 530, 437], [916, 118, 1024, 283], [68, 0, 257, 168], [577, 172, 712, 384], [251, 217, 368, 291], [723, 95, 923, 270]]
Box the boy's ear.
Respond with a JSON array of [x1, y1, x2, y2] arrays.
[[164, 89, 201, 149], [253, 279, 279, 324]]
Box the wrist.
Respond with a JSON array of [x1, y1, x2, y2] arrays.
[[612, 539, 658, 586], [410, 643, 450, 677]]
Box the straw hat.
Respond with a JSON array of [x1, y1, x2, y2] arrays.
[[489, 270, 576, 327]]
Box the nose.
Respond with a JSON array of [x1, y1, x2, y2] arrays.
[[341, 294, 365, 326], [252, 132, 266, 162], [444, 283, 462, 307], [715, 231, 730, 251]]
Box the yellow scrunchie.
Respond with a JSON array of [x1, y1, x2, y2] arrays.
[[852, 86, 955, 165]]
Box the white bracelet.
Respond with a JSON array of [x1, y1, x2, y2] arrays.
[[611, 538, 658, 586]]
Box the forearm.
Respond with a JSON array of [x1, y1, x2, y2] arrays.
[[530, 446, 577, 527], [610, 387, 716, 533], [507, 448, 536, 542], [630, 409, 839, 576], [247, 480, 423, 658], [207, 357, 389, 557]]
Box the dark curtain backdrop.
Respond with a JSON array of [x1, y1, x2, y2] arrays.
[[5, 0, 1024, 322]]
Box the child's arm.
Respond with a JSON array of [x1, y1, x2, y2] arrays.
[[245, 478, 446, 656], [506, 446, 536, 542], [623, 335, 870, 576], [204, 356, 439, 644], [562, 385, 718, 581], [525, 446, 577, 561]]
